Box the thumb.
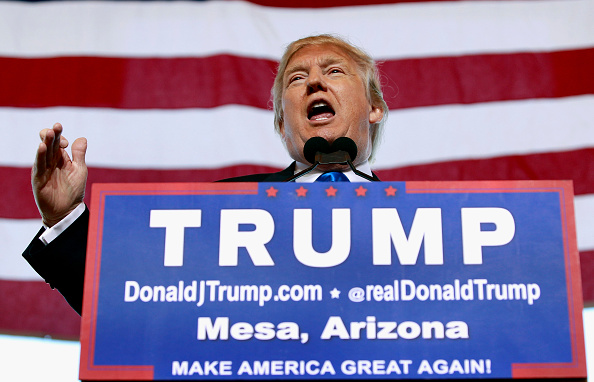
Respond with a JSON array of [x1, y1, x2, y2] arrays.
[[71, 137, 88, 165]]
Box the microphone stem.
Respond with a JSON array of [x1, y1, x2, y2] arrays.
[[284, 162, 320, 182], [284, 159, 378, 182], [346, 159, 378, 182]]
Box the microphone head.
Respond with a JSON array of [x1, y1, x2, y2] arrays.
[[303, 137, 331, 164], [331, 137, 358, 162]]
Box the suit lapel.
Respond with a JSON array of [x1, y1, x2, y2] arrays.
[[261, 162, 296, 182]]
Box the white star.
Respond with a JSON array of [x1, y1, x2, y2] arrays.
[[330, 288, 341, 299]]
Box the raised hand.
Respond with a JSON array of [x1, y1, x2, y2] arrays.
[[32, 123, 88, 227]]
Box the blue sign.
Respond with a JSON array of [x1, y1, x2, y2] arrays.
[[79, 181, 586, 380]]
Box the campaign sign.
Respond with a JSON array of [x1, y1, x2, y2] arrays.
[[79, 181, 586, 381]]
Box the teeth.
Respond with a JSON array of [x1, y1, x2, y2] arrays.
[[308, 100, 334, 120]]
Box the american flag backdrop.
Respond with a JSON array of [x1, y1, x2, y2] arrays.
[[1, 0, 593, 339]]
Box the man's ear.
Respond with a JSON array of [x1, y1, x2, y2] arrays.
[[278, 118, 285, 140], [369, 104, 384, 124]]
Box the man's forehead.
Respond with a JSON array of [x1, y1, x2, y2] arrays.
[[284, 44, 355, 75]]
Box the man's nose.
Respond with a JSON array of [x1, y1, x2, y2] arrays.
[[306, 69, 327, 94]]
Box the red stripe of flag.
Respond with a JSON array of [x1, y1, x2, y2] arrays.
[[0, 55, 277, 110], [244, 0, 491, 8], [3, 148, 593, 219], [0, 279, 80, 338], [581, 250, 594, 306], [374, 147, 594, 193], [2, 164, 283, 219], [2, 48, 592, 110], [382, 48, 594, 109]]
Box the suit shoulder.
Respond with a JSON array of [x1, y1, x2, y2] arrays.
[[216, 163, 295, 183], [217, 173, 274, 182]]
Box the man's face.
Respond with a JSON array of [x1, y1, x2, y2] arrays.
[[279, 44, 383, 168]]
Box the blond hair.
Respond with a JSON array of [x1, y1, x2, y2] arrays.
[[272, 34, 388, 161]]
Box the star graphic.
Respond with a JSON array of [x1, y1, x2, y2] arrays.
[[325, 186, 338, 197], [265, 186, 278, 197], [385, 185, 397, 196], [295, 186, 308, 197], [355, 185, 367, 196], [330, 288, 341, 299]]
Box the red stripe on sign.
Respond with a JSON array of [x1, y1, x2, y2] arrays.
[[0, 279, 80, 339], [4, 148, 594, 219], [1, 48, 592, 110]]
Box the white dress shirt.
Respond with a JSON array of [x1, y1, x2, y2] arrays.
[[293, 160, 373, 183]]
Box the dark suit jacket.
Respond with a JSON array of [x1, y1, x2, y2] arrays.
[[22, 165, 298, 315]]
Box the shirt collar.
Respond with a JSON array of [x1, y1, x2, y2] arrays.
[[293, 160, 373, 183]]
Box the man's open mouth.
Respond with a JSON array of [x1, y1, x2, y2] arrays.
[[307, 101, 335, 121]]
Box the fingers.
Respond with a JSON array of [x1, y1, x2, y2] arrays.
[[39, 123, 68, 148], [33, 141, 48, 177], [31, 123, 88, 226], [34, 123, 77, 179], [39, 123, 71, 166], [55, 122, 69, 148], [71, 137, 88, 166], [49, 123, 62, 162]]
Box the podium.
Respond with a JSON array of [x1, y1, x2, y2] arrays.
[[79, 181, 586, 380]]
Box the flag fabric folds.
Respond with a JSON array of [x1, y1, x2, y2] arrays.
[[1, 0, 593, 338]]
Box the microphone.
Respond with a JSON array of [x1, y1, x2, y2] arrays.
[[303, 137, 331, 164], [284, 137, 377, 182], [330, 137, 357, 163]]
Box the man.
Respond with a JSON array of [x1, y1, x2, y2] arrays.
[[23, 34, 389, 314]]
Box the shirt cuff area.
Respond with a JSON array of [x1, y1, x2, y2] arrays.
[[39, 203, 86, 245]]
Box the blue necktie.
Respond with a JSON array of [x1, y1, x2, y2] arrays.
[[316, 171, 350, 182]]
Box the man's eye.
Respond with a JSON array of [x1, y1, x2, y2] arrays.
[[290, 75, 304, 83], [329, 68, 343, 74]]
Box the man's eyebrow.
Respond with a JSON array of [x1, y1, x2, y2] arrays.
[[284, 56, 349, 77], [284, 63, 309, 77], [318, 56, 348, 68]]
